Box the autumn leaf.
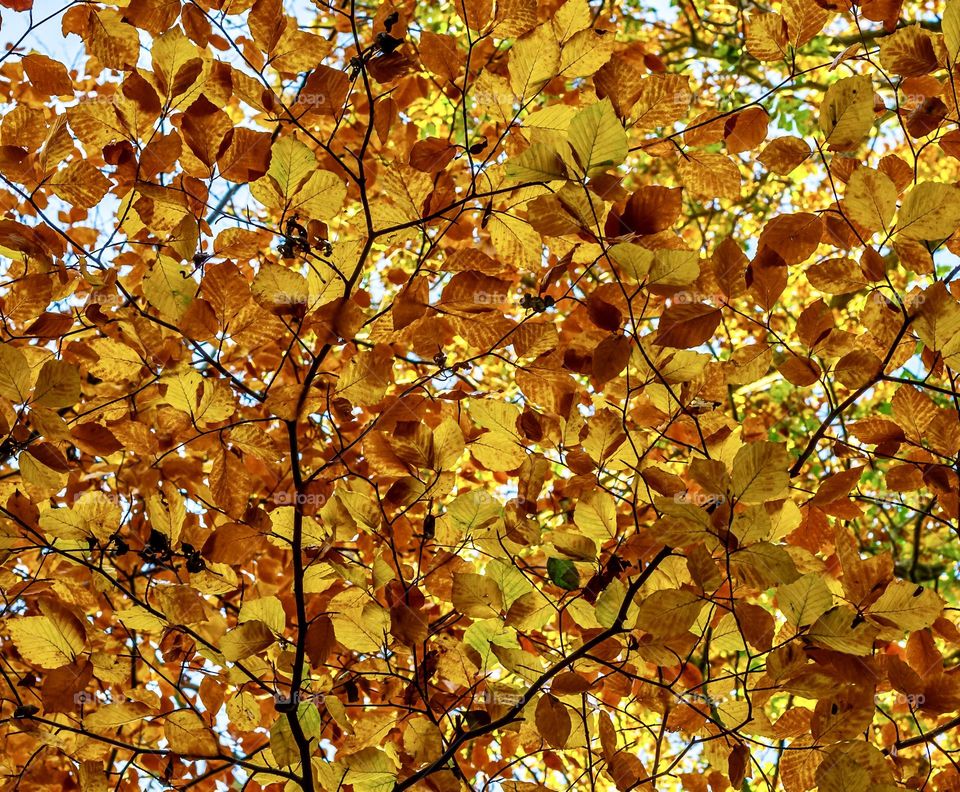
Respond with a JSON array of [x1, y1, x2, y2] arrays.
[[819, 75, 874, 150], [164, 710, 220, 757], [1, 0, 959, 788], [8, 609, 86, 669], [654, 302, 722, 348]]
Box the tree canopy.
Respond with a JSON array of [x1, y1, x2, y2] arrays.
[[2, 0, 960, 789]]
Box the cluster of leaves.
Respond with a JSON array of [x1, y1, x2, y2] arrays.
[[3, 0, 960, 789]]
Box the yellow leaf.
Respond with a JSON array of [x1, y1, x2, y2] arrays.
[[432, 418, 465, 470], [777, 572, 834, 627], [0, 344, 31, 402], [289, 168, 347, 221], [270, 702, 321, 766], [506, 141, 569, 182], [87, 338, 144, 382], [329, 588, 390, 653], [228, 423, 281, 462], [116, 605, 167, 633], [946, 0, 960, 63], [84, 701, 153, 732], [253, 263, 308, 307], [510, 24, 560, 100], [49, 160, 112, 209], [442, 491, 502, 539], [33, 359, 80, 409], [87, 10, 139, 70], [844, 168, 897, 233], [227, 691, 261, 731], [19, 453, 66, 499], [7, 610, 86, 669], [630, 74, 691, 131], [915, 284, 960, 365], [730, 442, 790, 504], [866, 580, 942, 631], [708, 611, 747, 653], [39, 505, 89, 540], [489, 212, 542, 271], [783, 0, 829, 48], [265, 135, 316, 202], [273, 26, 332, 73], [161, 369, 235, 426], [470, 429, 527, 471], [552, 0, 591, 42], [878, 25, 937, 77], [239, 596, 286, 634], [143, 256, 195, 322], [574, 489, 617, 544], [677, 152, 741, 200], [452, 572, 504, 617], [343, 746, 399, 792], [558, 27, 614, 78], [151, 28, 202, 103], [221, 620, 275, 661], [819, 75, 873, 151], [164, 709, 220, 757], [608, 243, 654, 281], [746, 13, 788, 62], [335, 346, 394, 407], [896, 182, 960, 240], [808, 606, 878, 655], [146, 484, 185, 546], [634, 589, 703, 637]]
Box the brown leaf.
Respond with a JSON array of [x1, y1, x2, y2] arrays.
[[728, 743, 750, 788], [724, 107, 769, 154], [535, 693, 571, 748], [587, 294, 623, 331], [592, 334, 631, 382], [612, 186, 682, 236], [654, 303, 722, 348], [410, 138, 457, 173]]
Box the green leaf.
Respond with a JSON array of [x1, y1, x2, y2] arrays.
[[505, 141, 569, 182], [270, 702, 321, 767], [567, 98, 627, 177], [547, 557, 580, 590]]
